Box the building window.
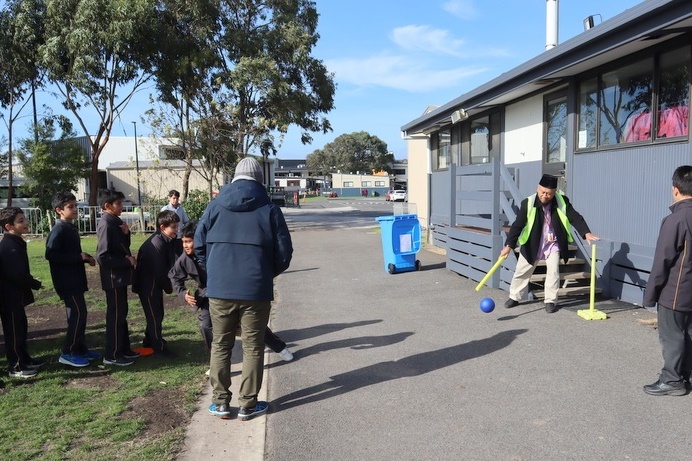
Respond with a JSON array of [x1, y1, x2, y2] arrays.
[[600, 59, 653, 145], [470, 116, 490, 164], [344, 181, 353, 187], [433, 129, 451, 170], [375, 181, 385, 187], [545, 93, 567, 164], [577, 45, 690, 150], [657, 47, 690, 139]]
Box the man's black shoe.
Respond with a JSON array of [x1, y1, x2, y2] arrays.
[[643, 380, 687, 396], [545, 303, 558, 313], [504, 299, 519, 309]]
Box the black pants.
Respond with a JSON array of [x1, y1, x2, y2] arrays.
[[658, 306, 692, 384], [104, 287, 132, 360], [0, 303, 31, 369], [198, 306, 213, 352], [139, 291, 167, 352], [264, 327, 286, 353], [63, 292, 88, 355]]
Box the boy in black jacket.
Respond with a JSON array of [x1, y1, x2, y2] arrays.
[[0, 207, 44, 378], [46, 192, 98, 368], [133, 210, 179, 356], [169, 221, 294, 367], [96, 190, 138, 366]]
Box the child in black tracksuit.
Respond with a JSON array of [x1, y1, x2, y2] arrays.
[[45, 192, 99, 368], [133, 210, 179, 356], [0, 207, 44, 378], [96, 189, 138, 366], [168, 221, 294, 362]]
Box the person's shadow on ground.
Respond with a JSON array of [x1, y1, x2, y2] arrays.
[[276, 320, 383, 343], [265, 332, 414, 369], [273, 328, 527, 411]]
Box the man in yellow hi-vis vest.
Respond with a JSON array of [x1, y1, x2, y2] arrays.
[[500, 174, 599, 313]]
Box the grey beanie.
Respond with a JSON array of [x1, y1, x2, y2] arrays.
[[233, 157, 264, 183]]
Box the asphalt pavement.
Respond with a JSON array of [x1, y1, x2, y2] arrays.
[[176, 199, 685, 461]]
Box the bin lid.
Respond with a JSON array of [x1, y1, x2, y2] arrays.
[[376, 214, 417, 222]]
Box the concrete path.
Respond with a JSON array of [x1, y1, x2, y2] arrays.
[[177, 204, 687, 461]]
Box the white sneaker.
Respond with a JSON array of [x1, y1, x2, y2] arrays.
[[278, 348, 294, 362]]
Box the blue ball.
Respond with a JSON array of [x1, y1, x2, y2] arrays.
[[480, 297, 495, 313]]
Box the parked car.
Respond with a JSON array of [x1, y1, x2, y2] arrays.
[[385, 190, 393, 201], [390, 190, 407, 202]]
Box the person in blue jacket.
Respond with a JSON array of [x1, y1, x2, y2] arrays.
[[195, 157, 293, 421]]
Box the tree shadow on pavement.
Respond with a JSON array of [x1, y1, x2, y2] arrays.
[[273, 328, 527, 411]]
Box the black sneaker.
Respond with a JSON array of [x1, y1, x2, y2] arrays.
[[8, 366, 38, 378], [238, 401, 269, 421], [504, 299, 519, 309], [545, 302, 558, 313], [103, 356, 134, 366], [123, 350, 141, 359], [25, 358, 46, 370]]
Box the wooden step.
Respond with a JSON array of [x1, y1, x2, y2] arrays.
[[536, 257, 585, 266], [532, 286, 602, 298], [529, 271, 590, 282]]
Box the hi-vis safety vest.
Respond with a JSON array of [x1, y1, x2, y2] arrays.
[[517, 192, 573, 246]]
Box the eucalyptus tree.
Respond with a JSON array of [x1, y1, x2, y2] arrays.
[[308, 131, 393, 176], [146, 0, 221, 199], [0, 0, 44, 205], [212, 0, 336, 165], [39, 0, 160, 205], [148, 0, 335, 192]]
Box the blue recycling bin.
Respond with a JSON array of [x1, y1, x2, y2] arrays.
[[375, 214, 422, 274]]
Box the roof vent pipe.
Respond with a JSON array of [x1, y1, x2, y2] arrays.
[[546, 0, 558, 50]]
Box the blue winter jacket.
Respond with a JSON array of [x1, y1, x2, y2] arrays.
[[194, 179, 292, 301]]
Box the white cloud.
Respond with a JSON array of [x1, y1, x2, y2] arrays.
[[391, 25, 467, 57], [325, 55, 488, 93], [390, 25, 509, 59], [442, 0, 480, 20]]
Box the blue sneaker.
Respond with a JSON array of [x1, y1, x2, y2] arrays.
[[237, 401, 268, 421], [59, 353, 90, 368], [208, 403, 231, 417], [81, 351, 101, 361]]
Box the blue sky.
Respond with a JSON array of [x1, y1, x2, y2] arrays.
[[3, 0, 642, 160]]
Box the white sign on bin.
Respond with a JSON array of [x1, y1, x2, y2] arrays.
[[399, 233, 412, 253]]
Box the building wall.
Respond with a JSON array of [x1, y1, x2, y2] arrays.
[[504, 95, 545, 197], [331, 172, 390, 197], [108, 165, 224, 204], [406, 135, 429, 229], [75, 136, 176, 169]]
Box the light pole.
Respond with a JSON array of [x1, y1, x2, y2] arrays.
[[131, 121, 142, 205], [132, 121, 144, 231]]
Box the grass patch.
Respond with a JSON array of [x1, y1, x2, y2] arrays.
[[0, 234, 210, 460]]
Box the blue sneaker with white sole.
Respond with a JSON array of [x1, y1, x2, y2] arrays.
[[81, 351, 101, 361], [238, 401, 268, 421], [59, 353, 90, 368], [208, 403, 232, 417]]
